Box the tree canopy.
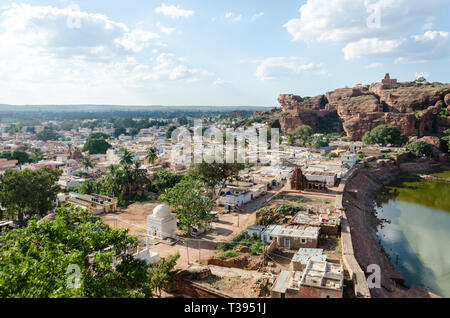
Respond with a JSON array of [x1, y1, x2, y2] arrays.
[[36, 126, 61, 141], [151, 169, 183, 193], [0, 205, 154, 298], [159, 176, 215, 234], [362, 125, 407, 146], [0, 167, 62, 223], [83, 134, 112, 155], [189, 161, 245, 198]]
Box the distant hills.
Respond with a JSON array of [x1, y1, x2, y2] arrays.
[[0, 104, 271, 113]]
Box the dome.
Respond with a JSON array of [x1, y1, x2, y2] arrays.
[[153, 204, 171, 219]]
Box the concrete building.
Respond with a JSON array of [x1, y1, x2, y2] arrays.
[[270, 270, 303, 298], [67, 193, 118, 214], [0, 158, 18, 171], [341, 153, 357, 168], [261, 225, 320, 250], [299, 260, 344, 298], [291, 248, 327, 271], [147, 204, 178, 240]]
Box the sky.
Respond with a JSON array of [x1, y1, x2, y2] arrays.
[[0, 0, 449, 106]]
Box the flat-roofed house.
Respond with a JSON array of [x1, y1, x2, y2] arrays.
[[0, 158, 18, 171], [291, 248, 327, 271], [261, 225, 320, 250], [299, 260, 344, 298], [67, 193, 118, 214]]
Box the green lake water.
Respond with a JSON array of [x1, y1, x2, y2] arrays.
[[375, 172, 450, 297]]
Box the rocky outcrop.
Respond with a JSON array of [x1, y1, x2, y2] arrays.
[[279, 75, 450, 141]]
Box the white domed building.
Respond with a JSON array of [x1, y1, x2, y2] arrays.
[[147, 204, 177, 239]]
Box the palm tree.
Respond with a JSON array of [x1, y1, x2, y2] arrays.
[[81, 156, 93, 172], [146, 147, 158, 164], [119, 148, 133, 167]]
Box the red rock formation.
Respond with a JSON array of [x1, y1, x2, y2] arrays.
[[279, 75, 450, 141]]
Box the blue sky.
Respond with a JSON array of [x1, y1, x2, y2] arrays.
[[0, 0, 449, 106]]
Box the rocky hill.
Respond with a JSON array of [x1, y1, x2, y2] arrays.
[[279, 74, 450, 142]]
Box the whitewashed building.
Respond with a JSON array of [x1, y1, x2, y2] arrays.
[[147, 204, 178, 240]]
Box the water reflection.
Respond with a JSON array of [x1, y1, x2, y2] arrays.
[[376, 177, 450, 297]]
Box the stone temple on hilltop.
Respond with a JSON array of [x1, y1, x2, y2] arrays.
[[147, 204, 177, 240], [381, 73, 399, 89]]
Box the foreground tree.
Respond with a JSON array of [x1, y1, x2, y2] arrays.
[[159, 176, 215, 234], [189, 161, 245, 198], [148, 253, 180, 298], [0, 168, 62, 223], [0, 205, 153, 298], [362, 125, 407, 146]]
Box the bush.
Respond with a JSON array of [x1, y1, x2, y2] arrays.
[[223, 250, 239, 259], [362, 125, 407, 146], [407, 141, 433, 157]]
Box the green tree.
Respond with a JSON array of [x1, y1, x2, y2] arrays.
[[159, 176, 215, 234], [148, 253, 180, 298], [119, 148, 134, 167], [151, 169, 183, 193], [0, 205, 153, 298], [36, 126, 61, 141], [415, 76, 427, 83], [83, 137, 111, 155], [114, 127, 127, 138], [11, 150, 30, 165], [288, 125, 313, 146], [146, 147, 158, 164], [166, 126, 177, 139], [189, 161, 245, 198], [0, 168, 62, 223], [129, 128, 139, 139], [442, 129, 450, 150], [407, 141, 433, 157], [30, 148, 44, 163], [362, 125, 407, 146], [77, 180, 103, 195], [311, 136, 329, 149]]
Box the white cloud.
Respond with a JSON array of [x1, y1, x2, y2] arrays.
[[225, 12, 242, 22], [0, 3, 160, 58], [156, 22, 175, 35], [0, 4, 212, 103], [343, 31, 450, 63], [255, 57, 324, 81], [284, 0, 449, 43], [212, 78, 232, 86], [155, 4, 194, 19], [284, 0, 450, 62], [366, 62, 383, 69], [252, 12, 264, 21]]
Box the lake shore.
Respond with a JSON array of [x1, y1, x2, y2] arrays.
[[342, 158, 450, 298]]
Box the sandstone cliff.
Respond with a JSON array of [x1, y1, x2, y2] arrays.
[[279, 75, 450, 141]]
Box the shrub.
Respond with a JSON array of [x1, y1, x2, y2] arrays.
[[362, 125, 407, 146], [407, 141, 433, 157]]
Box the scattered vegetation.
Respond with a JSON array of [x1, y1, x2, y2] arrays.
[[362, 125, 407, 146]]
